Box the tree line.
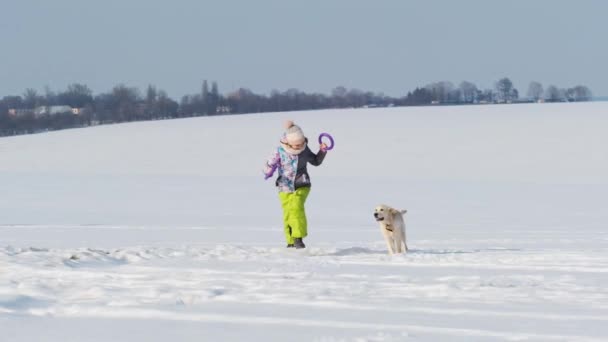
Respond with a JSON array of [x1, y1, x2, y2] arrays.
[[0, 78, 593, 136]]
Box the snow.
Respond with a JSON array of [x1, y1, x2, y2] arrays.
[[1, 102, 607, 341]]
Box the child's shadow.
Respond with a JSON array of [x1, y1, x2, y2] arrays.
[[327, 247, 388, 256]]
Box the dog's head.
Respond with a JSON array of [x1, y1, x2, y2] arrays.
[[374, 204, 394, 223], [374, 205, 406, 222]]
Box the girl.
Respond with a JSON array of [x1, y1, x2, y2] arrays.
[[263, 121, 328, 248]]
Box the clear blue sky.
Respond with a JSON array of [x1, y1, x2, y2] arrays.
[[1, 0, 606, 98]]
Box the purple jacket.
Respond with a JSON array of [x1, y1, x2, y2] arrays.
[[264, 143, 326, 193]]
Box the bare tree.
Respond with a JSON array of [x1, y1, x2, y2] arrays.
[[157, 90, 178, 118], [145, 85, 158, 120], [569, 85, 593, 101], [58, 83, 94, 108], [426, 81, 454, 103], [459, 81, 478, 103], [346, 88, 365, 108], [527, 81, 544, 102], [495, 77, 515, 103], [545, 85, 563, 102], [201, 80, 209, 114], [478, 89, 495, 103], [111, 84, 140, 122], [210, 81, 220, 114], [2, 96, 24, 109], [331, 86, 348, 107], [511, 88, 519, 101], [44, 86, 57, 106], [23, 88, 42, 109]]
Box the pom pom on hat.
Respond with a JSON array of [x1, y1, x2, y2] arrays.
[[284, 120, 295, 129]]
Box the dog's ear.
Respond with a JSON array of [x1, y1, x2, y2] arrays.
[[389, 208, 398, 216]]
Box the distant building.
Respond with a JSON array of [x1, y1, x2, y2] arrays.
[[216, 106, 231, 114], [34, 105, 73, 117], [7, 106, 83, 118], [7, 108, 33, 116]]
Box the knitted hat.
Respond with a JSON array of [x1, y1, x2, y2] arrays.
[[283, 120, 305, 145]]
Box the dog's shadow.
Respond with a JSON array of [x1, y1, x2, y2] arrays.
[[324, 247, 523, 257], [410, 248, 523, 255]]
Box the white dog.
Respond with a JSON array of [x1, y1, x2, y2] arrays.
[[374, 205, 408, 254]]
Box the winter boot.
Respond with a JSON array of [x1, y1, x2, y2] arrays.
[[294, 238, 306, 249], [286, 244, 295, 248]]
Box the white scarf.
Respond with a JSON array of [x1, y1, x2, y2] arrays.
[[280, 141, 307, 155]]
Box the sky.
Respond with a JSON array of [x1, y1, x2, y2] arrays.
[[1, 0, 606, 98]]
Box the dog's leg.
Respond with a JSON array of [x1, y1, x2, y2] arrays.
[[393, 234, 402, 254], [403, 221, 408, 252], [395, 236, 403, 253], [394, 214, 404, 254], [383, 235, 395, 255], [393, 237, 401, 254]]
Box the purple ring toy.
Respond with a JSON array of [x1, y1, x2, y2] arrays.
[[318, 133, 335, 151]]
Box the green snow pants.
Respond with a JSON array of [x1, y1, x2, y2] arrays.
[[278, 187, 311, 244]]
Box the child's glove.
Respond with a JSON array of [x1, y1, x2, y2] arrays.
[[264, 164, 278, 180]]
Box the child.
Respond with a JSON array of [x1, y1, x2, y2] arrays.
[[263, 120, 328, 249]]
